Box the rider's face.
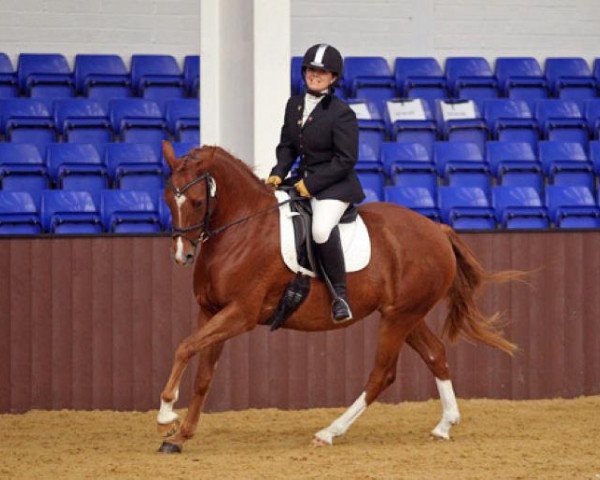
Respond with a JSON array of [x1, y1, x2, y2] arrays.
[[305, 67, 336, 92]]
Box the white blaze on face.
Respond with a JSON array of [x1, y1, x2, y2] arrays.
[[173, 194, 188, 263]]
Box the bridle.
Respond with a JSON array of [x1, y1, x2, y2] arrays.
[[167, 172, 215, 247], [167, 171, 297, 249]]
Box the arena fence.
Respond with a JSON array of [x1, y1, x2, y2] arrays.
[[1, 232, 599, 413]]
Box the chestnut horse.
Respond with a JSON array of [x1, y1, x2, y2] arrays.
[[156, 141, 517, 453]]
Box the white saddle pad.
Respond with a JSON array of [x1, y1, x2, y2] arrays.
[[274, 191, 371, 278]]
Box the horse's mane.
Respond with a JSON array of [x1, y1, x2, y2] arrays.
[[187, 145, 273, 195]]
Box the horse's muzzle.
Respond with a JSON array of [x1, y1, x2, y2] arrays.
[[171, 237, 196, 266]]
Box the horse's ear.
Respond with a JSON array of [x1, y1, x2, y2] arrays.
[[162, 140, 177, 171]]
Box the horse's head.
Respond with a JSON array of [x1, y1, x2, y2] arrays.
[[163, 141, 217, 266]]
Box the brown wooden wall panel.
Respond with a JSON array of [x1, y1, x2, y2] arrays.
[[1, 232, 600, 413]]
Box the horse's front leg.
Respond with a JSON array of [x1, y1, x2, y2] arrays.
[[156, 302, 250, 452], [157, 341, 224, 453]]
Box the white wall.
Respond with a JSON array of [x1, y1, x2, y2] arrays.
[[0, 0, 200, 66], [291, 0, 600, 67], [1, 0, 598, 68]]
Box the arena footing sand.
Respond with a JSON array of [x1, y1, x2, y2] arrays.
[[1, 396, 599, 479]]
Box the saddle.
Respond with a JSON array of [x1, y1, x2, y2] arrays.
[[285, 187, 358, 274], [266, 187, 368, 331]]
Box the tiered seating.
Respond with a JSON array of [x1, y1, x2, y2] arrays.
[[394, 57, 447, 109], [0, 143, 49, 192], [538, 141, 593, 190], [495, 57, 548, 103], [434, 141, 489, 190], [384, 186, 440, 221], [535, 100, 589, 145], [46, 143, 108, 192], [165, 99, 200, 143], [101, 190, 161, 233], [492, 186, 548, 229], [105, 143, 163, 191], [438, 186, 496, 230], [546, 185, 600, 228], [54, 99, 112, 145], [109, 98, 167, 145], [0, 191, 41, 235], [380, 142, 436, 189], [183, 55, 200, 97], [41, 190, 102, 234], [486, 141, 542, 190], [130, 54, 185, 104], [483, 99, 538, 146], [343, 57, 396, 103], [435, 99, 488, 152], [0, 54, 17, 99], [444, 57, 498, 101], [74, 54, 132, 103], [17, 54, 74, 98], [545, 57, 596, 100], [0, 99, 56, 151]]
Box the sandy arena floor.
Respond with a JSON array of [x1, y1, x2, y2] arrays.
[[1, 396, 599, 480]]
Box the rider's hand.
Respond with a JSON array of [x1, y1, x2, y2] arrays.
[[294, 179, 311, 198], [265, 175, 282, 188]]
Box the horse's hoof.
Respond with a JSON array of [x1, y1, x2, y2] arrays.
[[158, 441, 182, 454], [311, 437, 330, 447]]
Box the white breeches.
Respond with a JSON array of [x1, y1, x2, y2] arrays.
[[311, 197, 350, 244]]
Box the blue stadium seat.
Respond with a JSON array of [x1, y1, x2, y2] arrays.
[[343, 57, 396, 103], [535, 99, 589, 145], [54, 99, 112, 145], [101, 190, 161, 233], [74, 54, 132, 103], [17, 54, 74, 98], [486, 141, 542, 190], [105, 143, 163, 191], [165, 99, 200, 143], [546, 185, 600, 228], [291, 57, 304, 95], [545, 57, 596, 100], [483, 99, 538, 146], [183, 55, 200, 97], [0, 191, 42, 235], [361, 189, 381, 203], [0, 143, 49, 192], [434, 141, 490, 191], [538, 141, 594, 190], [435, 99, 488, 153], [0, 99, 56, 152], [130, 55, 185, 103], [380, 141, 436, 189], [0, 53, 18, 98], [346, 99, 386, 160], [584, 99, 600, 139], [41, 190, 102, 234], [46, 143, 108, 192], [589, 141, 600, 175], [357, 170, 385, 201], [594, 59, 600, 93], [495, 57, 548, 103], [109, 99, 167, 145], [438, 186, 496, 230], [383, 98, 437, 154], [492, 186, 549, 229], [384, 186, 440, 221], [393, 57, 447, 109], [444, 57, 499, 101]]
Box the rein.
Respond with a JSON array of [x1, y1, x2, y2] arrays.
[[168, 174, 301, 247]]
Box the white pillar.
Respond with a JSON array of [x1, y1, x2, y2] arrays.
[[200, 0, 291, 179]]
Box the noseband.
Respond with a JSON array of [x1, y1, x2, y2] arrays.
[[167, 172, 216, 247]]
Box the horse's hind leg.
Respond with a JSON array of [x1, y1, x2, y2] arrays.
[[313, 312, 418, 446], [406, 320, 460, 440]]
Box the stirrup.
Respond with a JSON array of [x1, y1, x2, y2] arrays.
[[331, 297, 353, 323]]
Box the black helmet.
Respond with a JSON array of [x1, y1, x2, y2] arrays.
[[302, 44, 343, 77]]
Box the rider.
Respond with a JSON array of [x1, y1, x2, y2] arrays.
[[266, 43, 365, 323]]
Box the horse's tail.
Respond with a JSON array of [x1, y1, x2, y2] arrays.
[[442, 225, 521, 355]]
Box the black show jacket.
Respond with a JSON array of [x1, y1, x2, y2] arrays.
[[271, 94, 366, 204]]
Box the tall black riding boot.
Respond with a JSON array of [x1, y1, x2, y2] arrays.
[[315, 226, 353, 323]]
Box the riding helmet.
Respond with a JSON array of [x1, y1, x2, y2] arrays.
[[301, 44, 343, 78]]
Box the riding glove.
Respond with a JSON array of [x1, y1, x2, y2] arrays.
[[295, 179, 311, 198], [265, 175, 282, 187]]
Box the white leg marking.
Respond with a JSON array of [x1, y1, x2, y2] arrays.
[[314, 391, 367, 445], [431, 378, 461, 439], [157, 388, 180, 424]]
